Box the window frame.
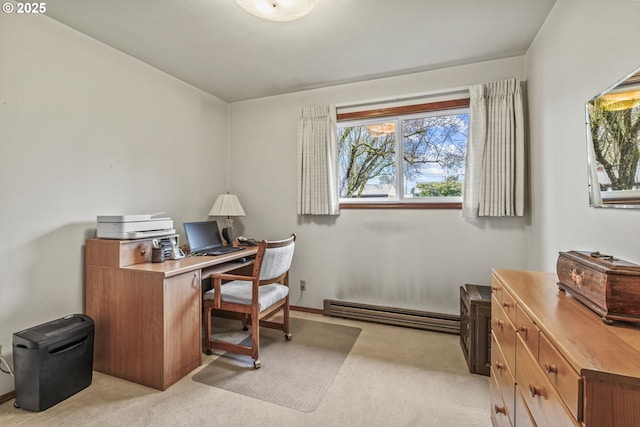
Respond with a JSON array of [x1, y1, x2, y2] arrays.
[[337, 98, 470, 209]]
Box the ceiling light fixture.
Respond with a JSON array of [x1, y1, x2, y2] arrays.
[[366, 123, 396, 136], [235, 0, 317, 22], [596, 90, 640, 111]]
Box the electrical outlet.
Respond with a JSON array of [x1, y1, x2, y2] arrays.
[[299, 280, 306, 291]]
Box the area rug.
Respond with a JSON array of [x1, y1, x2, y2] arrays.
[[192, 317, 361, 412]]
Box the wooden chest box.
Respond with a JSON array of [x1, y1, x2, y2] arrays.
[[557, 250, 640, 324], [459, 284, 491, 376]]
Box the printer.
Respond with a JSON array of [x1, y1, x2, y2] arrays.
[[96, 213, 175, 239]]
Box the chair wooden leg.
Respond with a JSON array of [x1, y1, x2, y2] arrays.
[[251, 313, 260, 368], [204, 306, 213, 355], [202, 308, 206, 354], [284, 296, 291, 339], [242, 313, 249, 331], [284, 299, 290, 332]]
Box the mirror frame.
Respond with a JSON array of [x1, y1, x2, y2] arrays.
[[585, 66, 640, 208]]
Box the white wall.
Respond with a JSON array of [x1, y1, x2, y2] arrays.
[[0, 13, 229, 395], [525, 0, 640, 271], [229, 57, 531, 315]]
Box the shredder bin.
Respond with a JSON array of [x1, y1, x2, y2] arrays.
[[13, 314, 94, 411]]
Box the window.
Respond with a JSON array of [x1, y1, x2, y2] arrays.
[[337, 99, 470, 208]]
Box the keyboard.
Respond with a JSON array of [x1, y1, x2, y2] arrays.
[[205, 246, 244, 256]]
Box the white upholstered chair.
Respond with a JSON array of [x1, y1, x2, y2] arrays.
[[202, 234, 296, 368]]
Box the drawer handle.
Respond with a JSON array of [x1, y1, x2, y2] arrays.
[[502, 301, 512, 308], [492, 286, 500, 292], [141, 248, 146, 256], [529, 384, 542, 398], [518, 326, 529, 334], [494, 404, 507, 415], [192, 272, 200, 290], [494, 361, 504, 371], [495, 319, 505, 329], [544, 363, 558, 375]]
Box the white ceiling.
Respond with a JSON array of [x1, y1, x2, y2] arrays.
[[43, 0, 557, 103]]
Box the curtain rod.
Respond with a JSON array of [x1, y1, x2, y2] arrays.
[[334, 85, 470, 110]]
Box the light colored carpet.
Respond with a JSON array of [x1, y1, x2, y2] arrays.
[[192, 317, 361, 412], [0, 311, 490, 427]]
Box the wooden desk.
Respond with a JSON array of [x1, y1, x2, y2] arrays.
[[85, 238, 257, 390]]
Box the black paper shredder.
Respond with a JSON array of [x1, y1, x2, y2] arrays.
[[13, 314, 94, 411]]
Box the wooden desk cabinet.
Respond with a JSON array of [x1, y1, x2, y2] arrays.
[[490, 269, 640, 427], [85, 238, 256, 390]]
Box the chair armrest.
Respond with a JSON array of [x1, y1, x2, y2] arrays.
[[212, 273, 256, 282]]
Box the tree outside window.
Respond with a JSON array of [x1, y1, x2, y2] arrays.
[[338, 109, 469, 203], [587, 95, 640, 192]]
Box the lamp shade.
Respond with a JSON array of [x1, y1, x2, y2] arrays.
[[208, 194, 246, 217]]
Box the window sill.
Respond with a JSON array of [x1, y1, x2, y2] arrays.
[[339, 202, 462, 210]]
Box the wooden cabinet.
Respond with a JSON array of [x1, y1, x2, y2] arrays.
[[162, 271, 203, 387], [460, 284, 491, 376], [491, 269, 640, 427], [85, 238, 257, 390]]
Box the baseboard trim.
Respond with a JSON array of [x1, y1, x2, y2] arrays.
[[323, 299, 460, 334], [0, 390, 15, 405], [291, 305, 323, 315]]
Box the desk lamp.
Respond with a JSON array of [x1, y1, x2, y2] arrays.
[[208, 193, 246, 244]]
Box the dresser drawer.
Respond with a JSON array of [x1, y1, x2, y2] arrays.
[[515, 387, 536, 427], [539, 332, 582, 420], [119, 240, 152, 266], [500, 288, 518, 325], [491, 277, 504, 305], [516, 303, 540, 358], [86, 238, 153, 268], [492, 296, 517, 371], [516, 335, 580, 427], [491, 332, 515, 421], [490, 367, 513, 427]]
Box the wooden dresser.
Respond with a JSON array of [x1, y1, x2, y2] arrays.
[[85, 238, 256, 390], [490, 269, 640, 427]]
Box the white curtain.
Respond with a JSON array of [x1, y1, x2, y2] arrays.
[[297, 105, 340, 215], [463, 78, 525, 218]]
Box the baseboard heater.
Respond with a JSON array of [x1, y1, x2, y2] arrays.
[[323, 299, 460, 334]]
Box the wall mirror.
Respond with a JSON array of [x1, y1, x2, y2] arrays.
[[585, 66, 640, 208]]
